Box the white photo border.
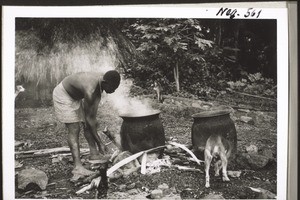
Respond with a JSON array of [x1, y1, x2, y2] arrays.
[[2, 3, 289, 199]]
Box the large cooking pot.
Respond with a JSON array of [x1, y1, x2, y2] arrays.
[[191, 109, 237, 159], [119, 110, 165, 154]]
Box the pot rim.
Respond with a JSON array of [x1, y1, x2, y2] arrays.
[[119, 109, 161, 118], [192, 109, 231, 118]]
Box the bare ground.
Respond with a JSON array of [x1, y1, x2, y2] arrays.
[[14, 95, 277, 199]]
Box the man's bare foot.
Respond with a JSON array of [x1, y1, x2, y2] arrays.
[[70, 167, 96, 182]]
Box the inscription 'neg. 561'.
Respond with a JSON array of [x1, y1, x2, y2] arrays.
[[216, 7, 262, 19]]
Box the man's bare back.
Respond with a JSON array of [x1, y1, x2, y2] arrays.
[[62, 72, 103, 100]]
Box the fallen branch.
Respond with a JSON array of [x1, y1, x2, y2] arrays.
[[15, 141, 25, 147], [47, 182, 57, 187], [215, 100, 274, 112], [168, 142, 204, 165], [173, 165, 203, 173], [140, 152, 147, 175], [51, 151, 89, 158], [35, 147, 88, 155], [15, 150, 37, 155], [17, 154, 54, 159], [51, 153, 72, 158], [230, 90, 276, 102], [162, 95, 200, 102], [187, 157, 202, 164], [16, 147, 89, 156], [248, 187, 277, 199], [34, 191, 65, 198], [15, 160, 23, 169], [140, 94, 206, 105]]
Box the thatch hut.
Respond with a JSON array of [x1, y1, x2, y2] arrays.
[[15, 18, 138, 107]]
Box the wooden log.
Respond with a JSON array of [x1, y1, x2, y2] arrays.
[[173, 165, 203, 173], [230, 90, 276, 102], [15, 147, 89, 156], [17, 154, 52, 159]]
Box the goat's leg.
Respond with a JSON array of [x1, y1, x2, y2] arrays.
[[204, 149, 212, 188], [214, 160, 222, 177], [220, 152, 230, 182]]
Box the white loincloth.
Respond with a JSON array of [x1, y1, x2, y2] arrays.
[[52, 82, 85, 123]]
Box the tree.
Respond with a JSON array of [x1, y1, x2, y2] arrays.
[[125, 19, 214, 92]]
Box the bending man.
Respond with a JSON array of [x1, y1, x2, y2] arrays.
[[53, 70, 121, 179]]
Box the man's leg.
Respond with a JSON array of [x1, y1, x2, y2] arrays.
[[66, 123, 94, 176], [82, 123, 104, 160]]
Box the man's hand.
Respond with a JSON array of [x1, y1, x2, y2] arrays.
[[97, 142, 108, 154]]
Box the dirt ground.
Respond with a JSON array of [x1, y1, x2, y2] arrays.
[[14, 95, 277, 199]]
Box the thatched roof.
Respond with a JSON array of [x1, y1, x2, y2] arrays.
[[15, 18, 139, 87]]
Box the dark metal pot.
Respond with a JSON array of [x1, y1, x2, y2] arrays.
[[191, 109, 237, 159], [119, 110, 165, 154]]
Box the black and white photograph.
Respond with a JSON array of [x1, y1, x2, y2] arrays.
[[2, 3, 291, 199]]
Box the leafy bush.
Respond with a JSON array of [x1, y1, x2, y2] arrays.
[[227, 72, 276, 98], [123, 19, 217, 92]]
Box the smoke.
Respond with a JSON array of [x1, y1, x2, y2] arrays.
[[105, 79, 154, 116], [60, 37, 154, 115], [65, 41, 118, 75]]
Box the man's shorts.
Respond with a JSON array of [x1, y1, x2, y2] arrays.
[[53, 82, 85, 123]]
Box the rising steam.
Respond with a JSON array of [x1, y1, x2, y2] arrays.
[[105, 79, 154, 116], [63, 37, 154, 115], [65, 38, 154, 115]]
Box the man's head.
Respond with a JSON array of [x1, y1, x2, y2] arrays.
[[102, 70, 121, 94]]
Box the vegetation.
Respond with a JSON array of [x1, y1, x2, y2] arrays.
[[15, 18, 277, 105], [123, 19, 214, 92], [227, 72, 276, 98]]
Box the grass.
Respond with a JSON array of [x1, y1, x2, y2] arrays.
[[15, 30, 121, 88]]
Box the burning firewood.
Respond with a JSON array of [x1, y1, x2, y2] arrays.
[[76, 163, 108, 198], [108, 151, 141, 179], [106, 140, 203, 177], [76, 176, 102, 195], [168, 141, 204, 165], [74, 171, 101, 187], [102, 127, 204, 178], [107, 151, 144, 178], [102, 127, 142, 178]]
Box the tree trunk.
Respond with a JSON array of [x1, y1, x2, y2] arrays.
[[216, 21, 223, 46], [174, 61, 180, 92]]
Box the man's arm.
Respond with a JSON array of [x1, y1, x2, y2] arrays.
[[84, 92, 106, 153]]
